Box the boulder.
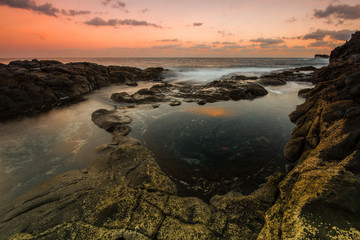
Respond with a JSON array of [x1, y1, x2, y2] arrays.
[[91, 109, 132, 132]]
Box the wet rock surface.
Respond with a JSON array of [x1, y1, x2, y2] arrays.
[[111, 80, 268, 107], [0, 60, 165, 121], [259, 31, 360, 239]]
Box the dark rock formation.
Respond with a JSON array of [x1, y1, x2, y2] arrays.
[[330, 31, 360, 63], [111, 80, 268, 107], [257, 68, 316, 86], [259, 31, 360, 239], [0, 60, 165, 121], [315, 54, 330, 59], [220, 68, 317, 87]]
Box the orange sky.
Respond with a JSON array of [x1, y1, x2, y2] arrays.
[[0, 0, 359, 57]]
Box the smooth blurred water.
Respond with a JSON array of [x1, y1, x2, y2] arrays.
[[0, 83, 154, 205]]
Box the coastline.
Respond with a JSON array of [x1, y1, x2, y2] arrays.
[[0, 31, 359, 239]]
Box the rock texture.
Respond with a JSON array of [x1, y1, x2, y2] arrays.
[[111, 80, 268, 107], [0, 59, 165, 121], [0, 108, 283, 240], [259, 31, 360, 239]]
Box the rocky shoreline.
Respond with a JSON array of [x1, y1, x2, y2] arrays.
[[0, 58, 317, 122], [0, 32, 359, 239], [0, 60, 164, 121]]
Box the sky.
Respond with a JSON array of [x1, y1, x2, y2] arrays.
[[0, 0, 359, 58]]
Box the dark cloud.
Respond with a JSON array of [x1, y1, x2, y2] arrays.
[[157, 39, 179, 42], [303, 29, 331, 40], [85, 17, 162, 28], [217, 30, 235, 37], [314, 4, 360, 20], [222, 44, 246, 49], [141, 8, 148, 13], [285, 17, 297, 23], [221, 41, 236, 45], [151, 44, 182, 50], [0, 0, 59, 16], [101, 0, 126, 9], [291, 45, 306, 49], [250, 38, 284, 48], [303, 29, 354, 41], [193, 22, 203, 26], [0, 0, 92, 17], [330, 29, 355, 41], [61, 9, 91, 16], [190, 44, 212, 50], [308, 40, 338, 48]]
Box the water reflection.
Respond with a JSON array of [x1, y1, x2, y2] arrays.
[[187, 107, 234, 117]]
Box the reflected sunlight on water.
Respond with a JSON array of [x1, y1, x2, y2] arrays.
[[187, 107, 234, 117]]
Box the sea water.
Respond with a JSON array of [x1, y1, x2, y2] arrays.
[[0, 58, 328, 204]]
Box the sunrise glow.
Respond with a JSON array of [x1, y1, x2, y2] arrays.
[[0, 0, 359, 58]]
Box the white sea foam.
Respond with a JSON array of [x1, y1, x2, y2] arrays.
[[165, 67, 283, 83]]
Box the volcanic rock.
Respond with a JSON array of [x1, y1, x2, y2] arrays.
[[258, 31, 360, 239], [0, 60, 165, 121]]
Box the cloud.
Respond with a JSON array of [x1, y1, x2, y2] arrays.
[[222, 44, 246, 49], [313, 4, 360, 20], [217, 30, 235, 37], [61, 9, 91, 16], [101, 0, 126, 8], [303, 29, 354, 41], [221, 41, 236, 45], [0, 0, 59, 16], [141, 8, 148, 13], [151, 44, 182, 50], [285, 17, 297, 23], [85, 17, 162, 28], [193, 22, 203, 26], [0, 0, 92, 17], [308, 40, 338, 48], [189, 44, 212, 50], [250, 37, 284, 48], [157, 39, 179, 42], [213, 41, 237, 45]]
